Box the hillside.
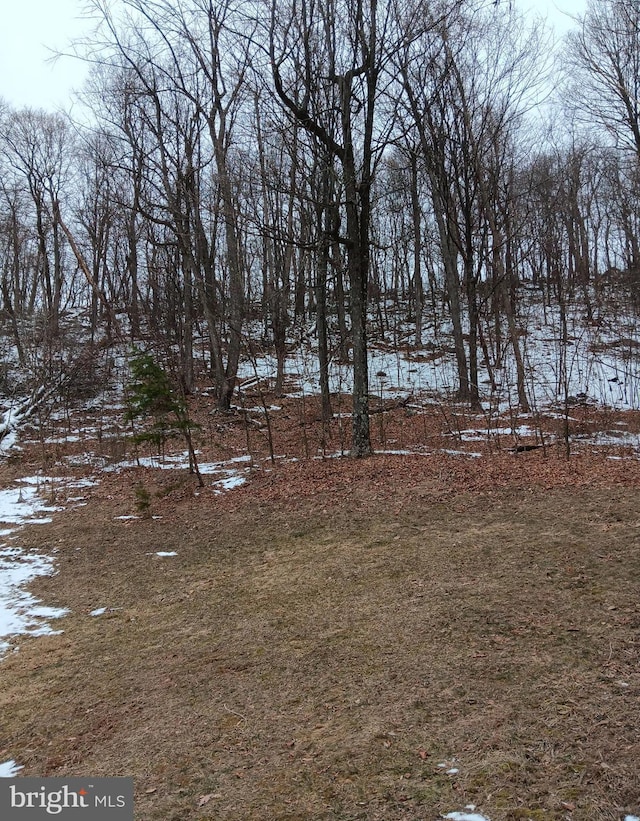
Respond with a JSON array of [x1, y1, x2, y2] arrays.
[[1, 369, 640, 819]]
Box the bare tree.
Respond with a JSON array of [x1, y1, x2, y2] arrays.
[[566, 0, 640, 161], [85, 0, 251, 408], [267, 0, 411, 456], [0, 110, 73, 344]]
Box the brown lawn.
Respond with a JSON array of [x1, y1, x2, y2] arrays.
[[1, 442, 640, 821]]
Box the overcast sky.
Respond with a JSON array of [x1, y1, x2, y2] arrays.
[[0, 0, 586, 112]]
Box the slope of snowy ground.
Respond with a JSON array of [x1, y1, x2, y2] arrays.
[[2, 297, 639, 664], [234, 301, 640, 415]]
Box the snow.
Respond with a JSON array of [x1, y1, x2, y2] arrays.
[[459, 425, 536, 442], [233, 300, 640, 423], [101, 451, 253, 494], [0, 484, 61, 525], [0, 759, 22, 777], [438, 761, 460, 776], [212, 475, 248, 491], [155, 551, 177, 557], [575, 430, 640, 448], [0, 545, 68, 654], [375, 448, 427, 456], [0, 475, 99, 657], [90, 607, 107, 616], [442, 812, 490, 821]]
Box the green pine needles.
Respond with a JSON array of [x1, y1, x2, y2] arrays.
[[125, 350, 204, 486]]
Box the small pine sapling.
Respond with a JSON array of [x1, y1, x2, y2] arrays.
[[134, 482, 152, 517], [125, 350, 204, 486]]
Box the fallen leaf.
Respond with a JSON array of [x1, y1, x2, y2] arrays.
[[198, 794, 221, 806]]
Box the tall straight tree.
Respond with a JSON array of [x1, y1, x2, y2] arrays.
[[267, 0, 399, 456]]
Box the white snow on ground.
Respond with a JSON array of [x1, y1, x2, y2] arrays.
[[102, 451, 253, 491], [375, 448, 428, 456], [442, 811, 490, 821], [0, 760, 22, 777], [0, 483, 61, 526], [0, 475, 101, 657], [212, 475, 248, 492], [459, 425, 537, 442], [105, 451, 252, 475], [154, 551, 177, 557], [0, 546, 68, 653], [235, 301, 640, 418], [573, 430, 640, 449], [90, 607, 121, 616], [235, 345, 457, 403]]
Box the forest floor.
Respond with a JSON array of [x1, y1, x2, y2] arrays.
[[2, 392, 640, 821]]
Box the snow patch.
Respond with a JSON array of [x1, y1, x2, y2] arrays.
[[212, 475, 247, 492], [0, 759, 22, 777], [0, 484, 61, 525], [0, 474, 99, 657], [0, 546, 68, 654], [104, 452, 251, 491]]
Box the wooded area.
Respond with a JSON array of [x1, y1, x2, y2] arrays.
[[5, 4, 640, 818], [0, 0, 639, 454]]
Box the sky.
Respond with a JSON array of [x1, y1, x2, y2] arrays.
[[0, 0, 587, 113], [0, 0, 92, 112]]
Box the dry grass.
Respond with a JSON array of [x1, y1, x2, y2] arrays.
[[1, 454, 640, 821]]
